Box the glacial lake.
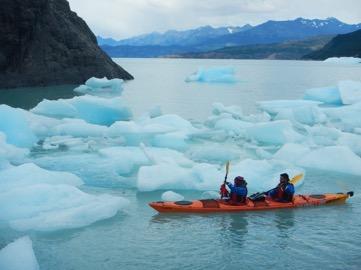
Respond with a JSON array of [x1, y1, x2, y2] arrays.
[[1, 58, 361, 270]]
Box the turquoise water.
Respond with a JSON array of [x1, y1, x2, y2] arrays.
[[1, 59, 361, 269]]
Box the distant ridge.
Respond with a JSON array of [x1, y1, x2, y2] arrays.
[[303, 29, 361, 59], [99, 17, 361, 58]]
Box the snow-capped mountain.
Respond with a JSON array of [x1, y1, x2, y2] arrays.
[[98, 24, 252, 47]]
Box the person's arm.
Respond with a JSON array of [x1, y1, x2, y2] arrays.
[[227, 182, 235, 192]]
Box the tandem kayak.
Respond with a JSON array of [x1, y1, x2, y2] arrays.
[[149, 192, 354, 213]]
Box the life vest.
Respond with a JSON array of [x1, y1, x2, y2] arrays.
[[230, 187, 247, 204], [277, 185, 285, 199], [220, 183, 229, 198]]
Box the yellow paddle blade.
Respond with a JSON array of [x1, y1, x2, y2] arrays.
[[290, 173, 304, 185], [225, 161, 230, 174]]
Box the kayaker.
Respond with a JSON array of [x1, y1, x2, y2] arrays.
[[268, 173, 294, 202], [226, 176, 248, 204]]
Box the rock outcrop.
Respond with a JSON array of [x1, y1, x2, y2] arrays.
[[0, 0, 133, 88], [303, 29, 361, 60]]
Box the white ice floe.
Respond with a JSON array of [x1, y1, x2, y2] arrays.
[[0, 163, 83, 192], [161, 191, 184, 201], [324, 57, 361, 64], [137, 159, 303, 192], [0, 105, 38, 148], [0, 236, 39, 270], [322, 102, 361, 132], [0, 163, 129, 231], [338, 80, 361, 105], [0, 133, 29, 169], [258, 100, 325, 125], [303, 86, 341, 104], [186, 144, 241, 163], [31, 95, 132, 125], [74, 77, 123, 95], [245, 120, 303, 145], [212, 103, 243, 119], [274, 144, 361, 176], [185, 66, 237, 83]]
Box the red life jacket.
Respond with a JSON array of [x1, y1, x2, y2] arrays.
[[276, 184, 285, 199], [220, 183, 229, 198]]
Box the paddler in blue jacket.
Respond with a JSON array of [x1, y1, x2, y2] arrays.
[[226, 176, 248, 204], [268, 173, 294, 202]]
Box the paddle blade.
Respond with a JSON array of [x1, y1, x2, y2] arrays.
[[225, 161, 230, 174], [290, 173, 304, 185]]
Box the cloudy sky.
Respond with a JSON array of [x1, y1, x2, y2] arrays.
[[68, 0, 361, 39]]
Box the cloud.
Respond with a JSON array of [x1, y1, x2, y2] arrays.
[[68, 0, 361, 39]]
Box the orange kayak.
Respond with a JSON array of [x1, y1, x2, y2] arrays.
[[149, 192, 354, 213]]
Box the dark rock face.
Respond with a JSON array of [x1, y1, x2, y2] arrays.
[[0, 0, 133, 88], [303, 29, 361, 60]]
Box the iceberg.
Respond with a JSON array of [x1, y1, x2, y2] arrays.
[[298, 146, 361, 176], [338, 80, 361, 105], [74, 77, 123, 96], [185, 66, 237, 83], [275, 144, 361, 176], [245, 120, 303, 145], [0, 236, 39, 270], [53, 118, 108, 137], [324, 57, 361, 64], [31, 95, 132, 125], [212, 103, 243, 119], [323, 102, 361, 132], [257, 100, 322, 115], [137, 159, 303, 192], [0, 133, 29, 169], [161, 191, 184, 201], [0, 105, 37, 148], [0, 163, 83, 192], [0, 164, 129, 231], [303, 86, 341, 104], [187, 144, 241, 163]]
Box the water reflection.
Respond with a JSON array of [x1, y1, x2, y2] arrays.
[[219, 214, 249, 248], [273, 210, 295, 250]]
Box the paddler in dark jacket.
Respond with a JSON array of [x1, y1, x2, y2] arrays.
[[226, 176, 248, 204], [268, 173, 294, 202]]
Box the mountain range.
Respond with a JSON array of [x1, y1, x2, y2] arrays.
[[99, 17, 361, 58]]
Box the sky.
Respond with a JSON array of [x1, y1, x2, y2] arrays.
[[68, 0, 361, 39]]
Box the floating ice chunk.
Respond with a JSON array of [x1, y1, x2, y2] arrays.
[[31, 95, 132, 125], [161, 191, 184, 201], [324, 57, 361, 64], [214, 118, 253, 137], [337, 132, 361, 155], [0, 184, 129, 231], [0, 236, 39, 270], [137, 159, 303, 192], [212, 103, 243, 119], [74, 77, 123, 95], [303, 86, 341, 104], [322, 102, 361, 132], [187, 144, 240, 163], [54, 119, 108, 137], [0, 163, 83, 192], [298, 146, 361, 175], [338, 80, 361, 105], [185, 66, 237, 83], [258, 100, 326, 125], [99, 146, 193, 176], [273, 143, 311, 164], [0, 105, 37, 148], [305, 126, 341, 146], [245, 120, 303, 145], [151, 132, 189, 151], [257, 100, 322, 115], [137, 163, 222, 191], [0, 133, 29, 169]]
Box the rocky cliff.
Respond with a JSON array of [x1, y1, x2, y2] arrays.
[[0, 0, 133, 88], [303, 29, 361, 60]]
